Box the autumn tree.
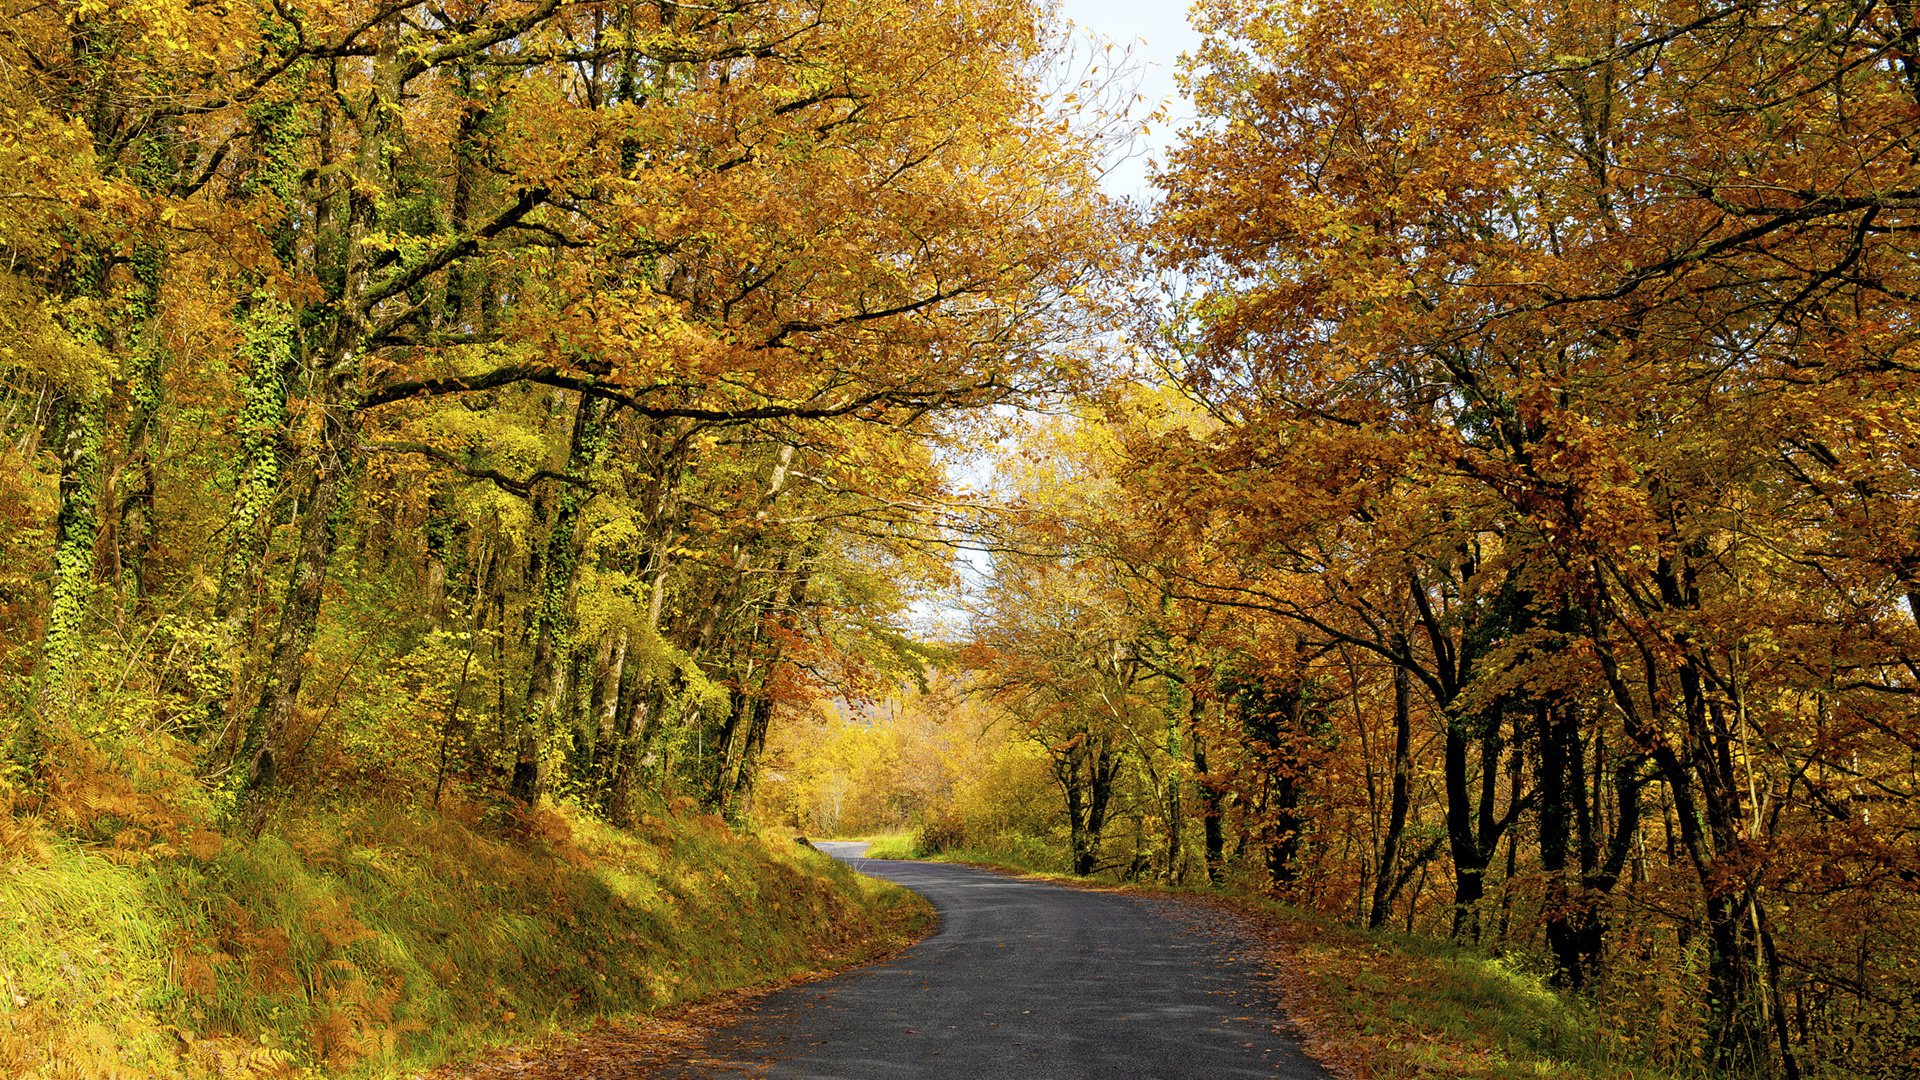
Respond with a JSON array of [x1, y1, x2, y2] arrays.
[[1142, 0, 1920, 1072], [0, 0, 1118, 849]]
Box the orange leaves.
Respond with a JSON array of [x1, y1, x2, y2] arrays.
[[1131, 1, 1920, 1070]]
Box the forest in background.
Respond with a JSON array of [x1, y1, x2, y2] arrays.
[[5, 0, 1920, 1078]]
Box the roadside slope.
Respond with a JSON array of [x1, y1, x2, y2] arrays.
[[0, 742, 929, 1079]]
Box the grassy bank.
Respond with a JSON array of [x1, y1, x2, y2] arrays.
[[857, 832, 1063, 876], [1236, 898, 1687, 1080], [0, 739, 929, 1079], [856, 831, 1682, 1080]]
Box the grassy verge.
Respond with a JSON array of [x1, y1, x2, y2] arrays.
[[848, 832, 915, 859], [0, 738, 931, 1079], [853, 831, 1064, 876], [431, 897, 931, 1080], [867, 835, 1682, 1080], [1231, 896, 1688, 1080]]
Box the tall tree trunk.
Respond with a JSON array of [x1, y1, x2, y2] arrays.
[[1593, 591, 1765, 1071], [1687, 669, 1768, 1073], [1442, 714, 1488, 938], [1237, 668, 1309, 889], [707, 650, 761, 810], [199, 296, 294, 746], [239, 382, 353, 792], [586, 628, 627, 786], [1539, 699, 1584, 984], [603, 526, 674, 826], [716, 553, 811, 816], [443, 65, 483, 328], [40, 393, 105, 704], [1064, 751, 1090, 874], [239, 16, 403, 795], [1187, 676, 1226, 885], [723, 693, 776, 819], [1267, 756, 1303, 888], [1370, 662, 1414, 928], [1060, 731, 1119, 877], [1085, 735, 1118, 874], [1161, 683, 1185, 883], [116, 243, 165, 604], [510, 397, 607, 803], [604, 672, 651, 828]]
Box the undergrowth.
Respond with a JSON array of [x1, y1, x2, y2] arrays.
[[860, 827, 1065, 876], [1239, 897, 1692, 1080], [0, 736, 927, 1078]]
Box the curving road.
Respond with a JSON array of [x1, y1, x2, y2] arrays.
[[660, 842, 1331, 1079]]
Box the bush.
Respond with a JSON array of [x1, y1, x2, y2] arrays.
[[915, 813, 966, 854]]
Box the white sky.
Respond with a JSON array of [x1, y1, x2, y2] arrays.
[[907, 3, 1206, 636], [1054, 0, 1204, 200]]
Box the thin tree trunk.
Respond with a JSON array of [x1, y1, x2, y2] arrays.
[[1162, 687, 1185, 884], [239, 388, 353, 792], [116, 243, 165, 604], [1188, 676, 1226, 885]]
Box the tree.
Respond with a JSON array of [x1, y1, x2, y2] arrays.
[[1150, 0, 1920, 1071], [0, 0, 1118, 853]]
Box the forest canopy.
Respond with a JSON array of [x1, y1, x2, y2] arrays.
[[5, 1, 1919, 1078], [786, 2, 1920, 1077], [0, 0, 1118, 813]]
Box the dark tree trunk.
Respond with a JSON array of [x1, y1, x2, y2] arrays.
[[1192, 738, 1226, 886], [1538, 700, 1606, 986], [117, 244, 165, 604], [1234, 667, 1311, 889], [1267, 762, 1303, 888], [723, 693, 776, 819], [1442, 713, 1494, 939], [1370, 663, 1414, 928], [1594, 578, 1766, 1073], [241, 387, 352, 792], [1060, 730, 1119, 877], [1186, 671, 1226, 885]]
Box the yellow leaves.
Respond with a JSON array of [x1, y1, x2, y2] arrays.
[[573, 571, 646, 641], [0, 274, 112, 395], [56, 0, 254, 71]]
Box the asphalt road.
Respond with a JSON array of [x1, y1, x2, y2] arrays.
[[661, 842, 1331, 1079]]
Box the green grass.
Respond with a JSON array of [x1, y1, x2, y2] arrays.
[[1, 765, 929, 1079], [852, 832, 916, 859], [852, 829, 1066, 875], [0, 837, 186, 1076], [1241, 898, 1690, 1079], [1311, 921, 1686, 1078]]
